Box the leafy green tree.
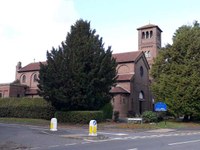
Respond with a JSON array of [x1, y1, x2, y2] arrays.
[[38, 19, 117, 111], [151, 21, 200, 119]]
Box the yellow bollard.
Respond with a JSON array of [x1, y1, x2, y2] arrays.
[[50, 118, 57, 131], [89, 120, 97, 136]]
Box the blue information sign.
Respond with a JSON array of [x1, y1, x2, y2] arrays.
[[155, 102, 167, 112]]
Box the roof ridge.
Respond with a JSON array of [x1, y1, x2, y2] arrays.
[[113, 51, 140, 55], [117, 72, 135, 75], [116, 85, 130, 93], [113, 85, 130, 93]]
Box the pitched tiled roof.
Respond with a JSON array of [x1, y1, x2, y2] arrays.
[[137, 24, 162, 32], [18, 62, 46, 72], [113, 51, 142, 63], [117, 74, 134, 81], [110, 86, 130, 94], [0, 83, 27, 87]]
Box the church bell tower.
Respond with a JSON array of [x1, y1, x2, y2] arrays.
[[137, 24, 162, 67]]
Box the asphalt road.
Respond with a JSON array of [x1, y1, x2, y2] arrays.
[[1, 123, 200, 150]]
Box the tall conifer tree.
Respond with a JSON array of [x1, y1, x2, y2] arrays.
[[38, 19, 117, 111]]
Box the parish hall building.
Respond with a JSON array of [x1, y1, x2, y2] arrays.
[[0, 24, 162, 118]]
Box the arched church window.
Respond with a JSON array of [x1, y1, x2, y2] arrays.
[[117, 65, 130, 74], [112, 98, 115, 103], [157, 32, 161, 43], [150, 30, 153, 38], [139, 91, 144, 100], [140, 66, 144, 77], [148, 51, 151, 57], [22, 75, 26, 83], [142, 32, 145, 39], [33, 74, 38, 82], [145, 51, 148, 57], [146, 31, 149, 39], [145, 51, 151, 58], [139, 91, 144, 114], [123, 98, 126, 104]]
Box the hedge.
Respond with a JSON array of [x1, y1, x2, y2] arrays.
[[55, 111, 104, 124], [101, 102, 113, 119], [0, 98, 55, 120]]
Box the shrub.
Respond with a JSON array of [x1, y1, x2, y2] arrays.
[[101, 102, 113, 119], [190, 113, 200, 121], [142, 111, 157, 123], [55, 111, 104, 124], [0, 98, 55, 120], [127, 111, 135, 117], [113, 111, 119, 122]]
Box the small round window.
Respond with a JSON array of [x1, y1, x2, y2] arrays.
[[140, 66, 144, 77]]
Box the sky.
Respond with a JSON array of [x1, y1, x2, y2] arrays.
[[0, 0, 199, 83]]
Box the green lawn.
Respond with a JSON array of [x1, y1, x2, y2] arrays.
[[99, 120, 200, 130], [0, 118, 200, 130]]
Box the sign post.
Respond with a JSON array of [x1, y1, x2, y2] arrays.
[[154, 102, 167, 126]]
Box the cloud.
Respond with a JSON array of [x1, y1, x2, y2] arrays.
[[0, 0, 79, 83]]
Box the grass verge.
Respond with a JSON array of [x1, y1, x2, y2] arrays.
[[113, 120, 200, 130], [0, 118, 49, 126]]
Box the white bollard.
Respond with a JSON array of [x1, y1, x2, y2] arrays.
[[89, 120, 97, 136], [50, 118, 57, 131]]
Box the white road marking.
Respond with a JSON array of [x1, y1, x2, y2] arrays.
[[30, 147, 41, 150], [138, 136, 147, 139], [115, 133, 128, 136], [128, 148, 138, 150], [81, 141, 92, 144], [84, 137, 125, 143], [48, 145, 59, 148], [111, 137, 124, 140], [64, 143, 77, 146], [30, 127, 49, 131], [168, 139, 200, 146], [91, 131, 200, 143], [98, 132, 128, 136]]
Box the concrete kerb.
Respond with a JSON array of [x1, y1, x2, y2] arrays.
[[147, 128, 176, 133], [61, 134, 108, 141]]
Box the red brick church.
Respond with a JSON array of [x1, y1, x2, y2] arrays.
[[0, 24, 162, 117], [110, 24, 162, 117]]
